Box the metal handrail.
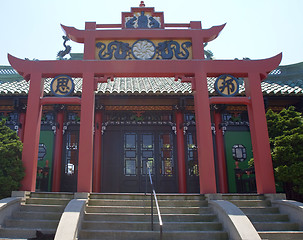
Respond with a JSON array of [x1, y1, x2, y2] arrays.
[[145, 162, 163, 240]]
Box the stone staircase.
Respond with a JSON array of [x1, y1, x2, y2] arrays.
[[223, 194, 303, 240], [78, 193, 228, 240], [0, 192, 73, 239]]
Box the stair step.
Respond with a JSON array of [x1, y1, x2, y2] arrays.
[[247, 214, 289, 222], [253, 222, 300, 231], [221, 194, 265, 200], [258, 231, 303, 240], [85, 206, 211, 214], [4, 219, 59, 229], [20, 204, 65, 212], [84, 213, 216, 222], [78, 230, 228, 240], [89, 193, 204, 201], [229, 200, 271, 207], [88, 199, 208, 207], [12, 211, 62, 221], [25, 198, 71, 205], [240, 207, 280, 214], [0, 228, 55, 239], [81, 221, 222, 231], [30, 192, 74, 199]]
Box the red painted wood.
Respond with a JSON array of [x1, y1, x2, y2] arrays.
[[245, 73, 276, 193], [61, 24, 225, 43], [20, 73, 44, 191], [8, 54, 282, 79], [175, 111, 187, 193], [40, 97, 81, 105], [194, 72, 217, 194], [93, 111, 102, 192], [214, 111, 228, 193], [18, 112, 26, 142], [52, 111, 64, 192], [77, 72, 95, 192], [209, 97, 250, 105]]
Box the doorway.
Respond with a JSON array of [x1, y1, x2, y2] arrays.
[[102, 126, 178, 193]]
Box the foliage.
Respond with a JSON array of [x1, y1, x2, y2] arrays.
[[266, 106, 303, 198], [0, 119, 24, 199]]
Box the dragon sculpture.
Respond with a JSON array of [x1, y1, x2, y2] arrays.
[[57, 36, 71, 59]]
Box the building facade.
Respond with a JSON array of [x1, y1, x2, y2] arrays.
[[1, 4, 299, 194]]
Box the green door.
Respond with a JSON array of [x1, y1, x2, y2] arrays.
[[224, 130, 256, 193], [36, 130, 54, 192]]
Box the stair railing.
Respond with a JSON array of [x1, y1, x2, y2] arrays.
[[145, 162, 163, 240]]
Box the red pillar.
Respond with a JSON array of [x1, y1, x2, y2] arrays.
[[52, 110, 64, 192], [214, 111, 228, 193], [93, 111, 102, 192], [77, 72, 95, 192], [245, 73, 276, 194], [175, 111, 187, 193], [193, 72, 217, 193], [18, 112, 26, 142], [21, 73, 44, 191]]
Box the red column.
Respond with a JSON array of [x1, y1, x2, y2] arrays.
[[245, 73, 276, 193], [83, 22, 97, 60], [214, 111, 228, 193], [93, 111, 102, 192], [175, 111, 187, 193], [77, 72, 95, 192], [193, 72, 217, 193], [52, 111, 64, 192], [21, 73, 44, 191], [18, 112, 26, 142]]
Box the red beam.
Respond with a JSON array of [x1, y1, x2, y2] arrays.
[[209, 97, 250, 105], [8, 53, 282, 80], [164, 23, 190, 28], [96, 24, 122, 28], [40, 97, 81, 105]]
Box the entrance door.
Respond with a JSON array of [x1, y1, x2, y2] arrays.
[[61, 127, 79, 192], [102, 126, 177, 193]]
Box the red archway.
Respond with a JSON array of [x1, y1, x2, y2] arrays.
[[8, 4, 281, 194]]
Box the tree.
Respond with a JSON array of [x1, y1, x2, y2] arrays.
[[266, 106, 303, 200], [0, 119, 24, 199]]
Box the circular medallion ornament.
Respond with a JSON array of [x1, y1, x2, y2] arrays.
[[214, 74, 239, 97], [132, 39, 156, 60], [50, 75, 74, 97]]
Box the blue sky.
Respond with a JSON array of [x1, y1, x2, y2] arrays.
[[0, 0, 302, 66]]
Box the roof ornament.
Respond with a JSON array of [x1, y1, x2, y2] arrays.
[[57, 36, 71, 60], [139, 1, 145, 7], [204, 42, 214, 60]]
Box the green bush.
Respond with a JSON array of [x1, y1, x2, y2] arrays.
[[266, 106, 303, 200], [0, 119, 24, 199]]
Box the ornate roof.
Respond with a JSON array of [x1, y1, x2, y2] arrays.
[[0, 62, 303, 96]]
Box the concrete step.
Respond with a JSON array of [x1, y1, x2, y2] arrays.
[[81, 221, 222, 231], [12, 211, 62, 221], [30, 192, 74, 199], [20, 204, 65, 213], [240, 207, 280, 214], [253, 222, 300, 231], [78, 230, 228, 240], [84, 213, 216, 222], [85, 206, 211, 214], [89, 193, 204, 201], [4, 219, 59, 229], [0, 228, 55, 239], [247, 214, 289, 222], [221, 194, 265, 200], [25, 198, 71, 206], [88, 199, 208, 207], [258, 231, 303, 240], [228, 200, 271, 207]]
